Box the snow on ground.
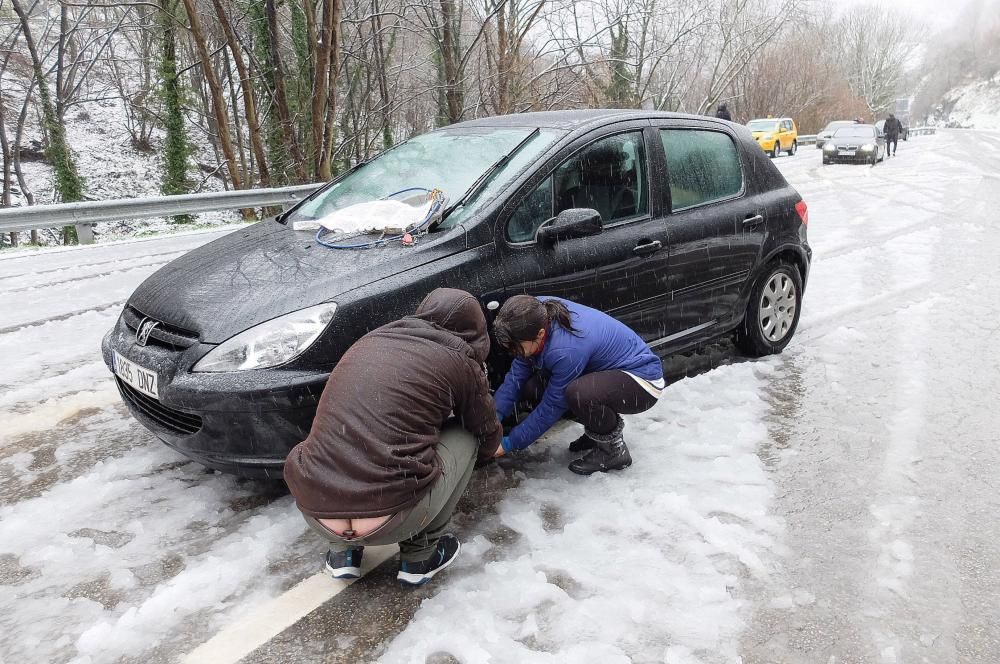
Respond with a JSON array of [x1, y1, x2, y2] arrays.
[[941, 74, 1000, 129], [380, 364, 779, 664], [1, 130, 995, 663]]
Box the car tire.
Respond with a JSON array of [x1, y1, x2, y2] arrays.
[[736, 260, 803, 357], [788, 140, 797, 156], [822, 157, 829, 165], [771, 142, 780, 158]]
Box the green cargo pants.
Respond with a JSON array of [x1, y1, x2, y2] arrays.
[[302, 425, 479, 562]]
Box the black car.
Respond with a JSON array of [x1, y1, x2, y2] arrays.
[[102, 110, 812, 477], [821, 124, 885, 165]]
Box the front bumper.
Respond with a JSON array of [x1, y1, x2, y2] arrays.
[[822, 147, 876, 163], [102, 315, 328, 477]]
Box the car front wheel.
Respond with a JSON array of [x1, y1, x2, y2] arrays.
[[771, 142, 780, 158], [736, 260, 803, 356]]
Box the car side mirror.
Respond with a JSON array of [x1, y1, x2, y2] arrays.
[[537, 208, 603, 246]]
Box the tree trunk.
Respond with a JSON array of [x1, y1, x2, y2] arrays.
[[371, 0, 393, 149], [180, 0, 243, 190], [265, 0, 307, 181], [440, 0, 463, 124], [211, 0, 270, 186], [11, 0, 84, 245], [319, 0, 343, 179]]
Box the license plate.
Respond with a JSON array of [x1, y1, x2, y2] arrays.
[[839, 150, 856, 156], [113, 350, 159, 399]]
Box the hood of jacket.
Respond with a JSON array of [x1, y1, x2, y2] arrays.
[[409, 288, 490, 363]]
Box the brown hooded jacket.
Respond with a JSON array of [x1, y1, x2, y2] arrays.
[[283, 288, 502, 519]]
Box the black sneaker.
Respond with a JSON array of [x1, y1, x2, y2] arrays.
[[568, 433, 596, 453], [325, 547, 363, 579], [397, 534, 461, 586]]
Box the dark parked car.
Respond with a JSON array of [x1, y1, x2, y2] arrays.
[[814, 120, 858, 149], [821, 124, 885, 165], [102, 110, 812, 477]]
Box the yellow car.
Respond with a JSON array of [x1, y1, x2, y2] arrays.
[[747, 117, 798, 157]]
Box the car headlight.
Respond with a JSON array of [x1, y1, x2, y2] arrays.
[[861, 144, 875, 151], [193, 302, 338, 372], [823, 143, 837, 151]]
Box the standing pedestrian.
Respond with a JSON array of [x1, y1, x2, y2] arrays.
[[284, 288, 502, 586], [715, 103, 733, 121], [884, 113, 902, 157], [492, 295, 664, 475]]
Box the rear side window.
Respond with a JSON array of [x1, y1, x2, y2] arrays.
[[660, 129, 743, 211]]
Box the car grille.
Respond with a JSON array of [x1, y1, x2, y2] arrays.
[[116, 377, 203, 435], [122, 306, 199, 349], [837, 144, 860, 151]]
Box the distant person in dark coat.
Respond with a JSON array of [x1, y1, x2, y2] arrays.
[[715, 104, 732, 121], [884, 113, 903, 157]]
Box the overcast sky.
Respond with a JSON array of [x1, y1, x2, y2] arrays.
[[834, 0, 977, 29]]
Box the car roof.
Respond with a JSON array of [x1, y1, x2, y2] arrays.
[[748, 117, 792, 122], [447, 109, 725, 131]]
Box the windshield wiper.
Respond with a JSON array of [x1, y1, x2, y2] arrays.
[[440, 127, 541, 222]]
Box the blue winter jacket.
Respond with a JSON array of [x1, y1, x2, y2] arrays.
[[493, 297, 663, 451]]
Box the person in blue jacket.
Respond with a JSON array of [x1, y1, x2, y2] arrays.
[[491, 295, 665, 475]]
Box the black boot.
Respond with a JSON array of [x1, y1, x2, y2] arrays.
[[568, 417, 632, 475], [568, 432, 595, 453]]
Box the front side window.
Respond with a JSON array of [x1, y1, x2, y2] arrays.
[[506, 131, 648, 243], [553, 132, 647, 224], [660, 129, 743, 211]]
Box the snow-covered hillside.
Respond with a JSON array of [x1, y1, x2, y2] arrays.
[[0, 67, 240, 246], [939, 73, 1000, 130]]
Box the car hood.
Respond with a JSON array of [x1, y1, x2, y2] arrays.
[[751, 131, 775, 139], [127, 219, 466, 343]]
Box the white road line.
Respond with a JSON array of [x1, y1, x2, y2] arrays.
[[182, 544, 400, 664]]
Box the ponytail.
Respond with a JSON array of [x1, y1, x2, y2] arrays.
[[541, 299, 578, 335]]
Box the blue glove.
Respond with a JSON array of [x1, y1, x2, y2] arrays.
[[501, 436, 512, 454]]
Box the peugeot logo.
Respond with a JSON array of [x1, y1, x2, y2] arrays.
[[136, 318, 160, 347]]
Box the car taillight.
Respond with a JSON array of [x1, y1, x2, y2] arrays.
[[795, 200, 808, 226]]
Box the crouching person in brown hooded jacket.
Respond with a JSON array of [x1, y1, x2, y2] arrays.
[[284, 288, 502, 586]]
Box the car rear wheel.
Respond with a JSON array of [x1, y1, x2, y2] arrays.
[[788, 140, 797, 156], [736, 260, 803, 357], [771, 142, 780, 158]]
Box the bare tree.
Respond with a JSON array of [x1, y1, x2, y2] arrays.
[[835, 4, 916, 117]]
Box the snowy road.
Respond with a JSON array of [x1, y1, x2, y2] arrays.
[[1, 130, 998, 663]]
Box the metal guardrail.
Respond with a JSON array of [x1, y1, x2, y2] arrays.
[[908, 126, 936, 136], [797, 134, 817, 145], [0, 183, 322, 243]]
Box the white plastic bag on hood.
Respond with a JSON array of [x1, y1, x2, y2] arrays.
[[317, 198, 435, 235]]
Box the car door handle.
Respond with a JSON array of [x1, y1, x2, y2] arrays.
[[742, 214, 765, 228], [632, 240, 662, 256]]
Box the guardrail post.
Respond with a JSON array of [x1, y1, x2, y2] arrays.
[[76, 223, 95, 244]]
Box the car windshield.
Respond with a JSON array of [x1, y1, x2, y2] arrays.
[[823, 121, 856, 133], [287, 127, 564, 229], [833, 126, 876, 138], [747, 120, 779, 132]]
